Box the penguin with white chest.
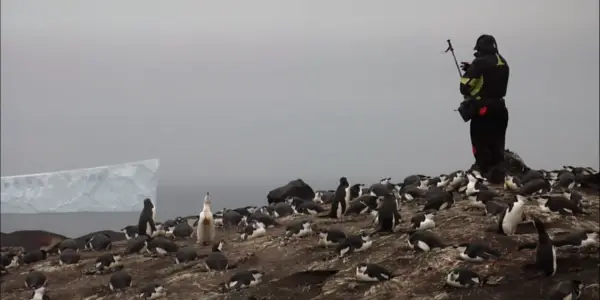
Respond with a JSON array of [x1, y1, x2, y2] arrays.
[[519, 178, 551, 196], [445, 268, 486, 288], [535, 195, 586, 215], [336, 232, 372, 259], [84, 233, 112, 251], [124, 235, 149, 255], [497, 194, 528, 236], [371, 194, 401, 235], [326, 177, 350, 219], [407, 231, 450, 252], [455, 242, 501, 262], [138, 283, 167, 299], [355, 263, 394, 282], [197, 192, 216, 246], [527, 217, 557, 277], [221, 270, 264, 291], [285, 220, 313, 238], [147, 237, 179, 257], [317, 228, 347, 247], [121, 225, 138, 240], [240, 221, 267, 241], [410, 211, 436, 231], [95, 253, 122, 272], [205, 240, 236, 272], [504, 175, 523, 191], [138, 198, 157, 237]]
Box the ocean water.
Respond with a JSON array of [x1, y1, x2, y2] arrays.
[[0, 183, 303, 238]]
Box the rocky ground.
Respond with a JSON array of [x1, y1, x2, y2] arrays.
[[1, 186, 599, 300]]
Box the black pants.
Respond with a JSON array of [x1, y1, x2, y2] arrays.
[[469, 99, 509, 177]]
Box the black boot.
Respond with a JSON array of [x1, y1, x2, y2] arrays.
[[486, 164, 506, 185]]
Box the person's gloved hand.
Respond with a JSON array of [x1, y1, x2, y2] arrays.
[[460, 62, 471, 72]]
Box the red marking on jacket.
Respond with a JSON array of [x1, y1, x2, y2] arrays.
[[479, 106, 488, 116], [472, 146, 477, 155]]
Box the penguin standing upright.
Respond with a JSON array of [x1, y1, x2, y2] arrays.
[[138, 198, 157, 237], [531, 217, 557, 277], [197, 192, 216, 246], [372, 194, 401, 234], [327, 177, 349, 219]]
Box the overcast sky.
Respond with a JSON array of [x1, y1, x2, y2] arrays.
[[2, 0, 598, 186]]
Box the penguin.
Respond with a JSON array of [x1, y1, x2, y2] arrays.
[[422, 188, 454, 211], [147, 237, 179, 256], [171, 222, 194, 239], [220, 210, 243, 227], [95, 253, 122, 272], [410, 211, 435, 231], [161, 217, 184, 230], [174, 247, 199, 264], [138, 198, 157, 237], [521, 169, 545, 184], [484, 200, 508, 217], [355, 263, 394, 282], [313, 190, 335, 204], [317, 228, 347, 247], [348, 183, 364, 203], [286, 196, 309, 208], [205, 240, 236, 271], [124, 235, 149, 255], [372, 194, 401, 235], [272, 202, 294, 218], [138, 283, 167, 300], [57, 239, 78, 254], [258, 205, 274, 216], [547, 279, 584, 300], [25, 270, 47, 289], [1, 252, 22, 269], [446, 170, 466, 189], [233, 206, 258, 216], [285, 220, 313, 238], [30, 286, 50, 300], [84, 233, 112, 251], [497, 194, 528, 236], [454, 243, 501, 262], [518, 229, 599, 251], [58, 249, 81, 265], [368, 182, 393, 198], [399, 185, 427, 201], [344, 199, 374, 216], [121, 225, 139, 240], [336, 232, 372, 258], [402, 174, 427, 187], [109, 270, 133, 292], [327, 177, 350, 219], [427, 175, 449, 188], [407, 231, 450, 252], [535, 195, 586, 215], [563, 190, 584, 209], [504, 175, 523, 191], [197, 192, 216, 246], [23, 249, 47, 264], [466, 189, 499, 210], [553, 171, 577, 190], [444, 268, 486, 288], [221, 270, 264, 291], [519, 178, 551, 196], [293, 201, 325, 215], [242, 214, 279, 228], [465, 173, 488, 196], [240, 221, 267, 241], [531, 216, 557, 277]]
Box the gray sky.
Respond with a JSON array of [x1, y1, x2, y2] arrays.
[[2, 0, 598, 186]]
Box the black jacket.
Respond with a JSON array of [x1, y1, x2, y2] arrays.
[[460, 52, 509, 100]]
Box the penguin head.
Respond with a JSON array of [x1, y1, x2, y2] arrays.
[[584, 230, 599, 241], [424, 211, 436, 220], [515, 194, 529, 203], [359, 232, 370, 242], [562, 165, 574, 172], [143, 198, 154, 209], [339, 177, 349, 187], [317, 228, 328, 239], [301, 221, 312, 230], [245, 206, 258, 214], [204, 192, 212, 205], [213, 240, 225, 252], [356, 263, 368, 273], [250, 270, 264, 280], [174, 217, 184, 224]]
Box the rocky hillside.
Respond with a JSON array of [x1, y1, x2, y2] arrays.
[[1, 185, 599, 299]]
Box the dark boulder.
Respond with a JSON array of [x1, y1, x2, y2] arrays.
[[267, 179, 315, 204], [504, 149, 529, 176]]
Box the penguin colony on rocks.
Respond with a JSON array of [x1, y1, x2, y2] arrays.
[[1, 162, 599, 299]]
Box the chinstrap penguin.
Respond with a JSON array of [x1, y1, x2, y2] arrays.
[[240, 221, 267, 241], [197, 192, 216, 246], [445, 268, 486, 288], [109, 270, 133, 292], [547, 279, 584, 300], [138, 283, 167, 299], [285, 220, 313, 238], [497, 194, 528, 236], [220, 270, 264, 291], [138, 198, 157, 238], [317, 228, 347, 247], [407, 231, 450, 252], [455, 243, 501, 262], [355, 263, 395, 282], [25, 270, 47, 289]]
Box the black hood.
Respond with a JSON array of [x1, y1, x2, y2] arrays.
[[474, 34, 498, 55]]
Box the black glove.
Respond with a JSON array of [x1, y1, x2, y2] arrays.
[[460, 62, 471, 73]]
